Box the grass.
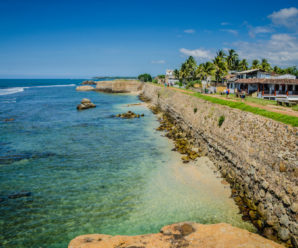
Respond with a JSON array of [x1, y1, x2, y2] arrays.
[[193, 93, 298, 127], [215, 93, 276, 106], [145, 83, 298, 126]]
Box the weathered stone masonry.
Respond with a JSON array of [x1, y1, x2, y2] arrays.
[[142, 84, 298, 247]]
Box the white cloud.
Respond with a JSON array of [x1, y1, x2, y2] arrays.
[[268, 7, 298, 28], [220, 29, 238, 35], [221, 22, 230, 26], [233, 33, 298, 66], [184, 29, 195, 34], [248, 26, 273, 38], [179, 48, 212, 59], [151, 60, 165, 64]]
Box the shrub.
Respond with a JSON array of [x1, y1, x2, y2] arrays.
[[194, 107, 197, 113], [138, 73, 152, 82], [218, 115, 225, 127], [152, 79, 158, 84]]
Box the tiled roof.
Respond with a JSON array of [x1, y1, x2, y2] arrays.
[[236, 78, 298, 85]]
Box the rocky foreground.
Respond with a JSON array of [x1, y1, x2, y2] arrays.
[[68, 222, 283, 248]]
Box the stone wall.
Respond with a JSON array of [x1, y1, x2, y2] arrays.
[[95, 80, 143, 93], [142, 84, 298, 247]]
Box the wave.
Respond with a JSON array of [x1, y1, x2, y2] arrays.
[[0, 84, 76, 96], [0, 87, 24, 96], [32, 84, 76, 88]]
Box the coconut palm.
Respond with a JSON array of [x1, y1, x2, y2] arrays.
[[226, 49, 239, 70], [213, 56, 228, 83], [260, 59, 271, 72], [216, 49, 226, 59], [251, 59, 260, 69], [239, 59, 249, 71]]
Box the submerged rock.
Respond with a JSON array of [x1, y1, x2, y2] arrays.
[[8, 191, 32, 199], [77, 98, 96, 110], [69, 222, 283, 248], [115, 111, 144, 119]]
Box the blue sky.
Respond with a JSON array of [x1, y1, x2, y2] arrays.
[[0, 0, 297, 78]]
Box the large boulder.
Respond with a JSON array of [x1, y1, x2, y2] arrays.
[[76, 86, 94, 91], [69, 222, 283, 248], [77, 98, 96, 110]]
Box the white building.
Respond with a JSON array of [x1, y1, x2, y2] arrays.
[[165, 69, 179, 85]]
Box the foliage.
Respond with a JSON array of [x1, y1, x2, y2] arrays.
[[174, 49, 297, 86], [138, 73, 152, 82], [194, 107, 197, 113], [193, 93, 298, 127], [218, 115, 225, 127], [152, 78, 158, 84], [157, 75, 165, 79]]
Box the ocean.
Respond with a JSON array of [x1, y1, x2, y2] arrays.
[[0, 79, 255, 248]]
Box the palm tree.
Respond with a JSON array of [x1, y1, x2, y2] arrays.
[[195, 62, 215, 80], [251, 59, 260, 69], [226, 49, 239, 70], [239, 59, 248, 71], [173, 69, 180, 79], [216, 49, 226, 59], [260, 58, 271, 72], [273, 66, 281, 74], [213, 56, 228, 84]]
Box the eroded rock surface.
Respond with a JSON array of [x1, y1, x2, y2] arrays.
[[68, 222, 283, 248], [76, 85, 94, 91], [77, 98, 96, 110]]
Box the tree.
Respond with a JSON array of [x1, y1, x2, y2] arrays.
[[195, 62, 215, 80], [251, 59, 260, 69], [239, 59, 249, 71], [273, 66, 281, 74], [138, 73, 152, 82], [260, 59, 271, 72], [226, 49, 239, 70], [173, 69, 179, 79], [216, 49, 227, 59], [179, 56, 197, 82], [213, 56, 228, 83]]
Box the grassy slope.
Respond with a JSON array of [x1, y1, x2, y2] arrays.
[[147, 83, 298, 127], [193, 93, 298, 127]]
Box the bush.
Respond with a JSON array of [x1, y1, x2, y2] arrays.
[[138, 73, 152, 82], [194, 107, 197, 113], [152, 79, 158, 84], [218, 115, 225, 127]]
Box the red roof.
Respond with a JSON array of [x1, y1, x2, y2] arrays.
[[236, 78, 298, 85]]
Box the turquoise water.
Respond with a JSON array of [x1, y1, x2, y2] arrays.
[[0, 80, 254, 248]]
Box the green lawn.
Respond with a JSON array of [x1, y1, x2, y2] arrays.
[[193, 93, 298, 127]]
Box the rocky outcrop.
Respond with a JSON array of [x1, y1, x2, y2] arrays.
[[68, 222, 283, 248], [115, 111, 144, 119], [141, 84, 298, 247], [95, 80, 143, 93], [81, 80, 96, 85], [76, 98, 96, 110], [76, 85, 94, 91]]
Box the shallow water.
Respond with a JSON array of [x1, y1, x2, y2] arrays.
[[0, 80, 255, 248]]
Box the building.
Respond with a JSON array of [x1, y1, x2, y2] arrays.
[[227, 69, 298, 101], [165, 69, 179, 85]]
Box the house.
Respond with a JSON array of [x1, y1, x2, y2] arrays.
[[227, 69, 298, 101], [165, 69, 179, 85]]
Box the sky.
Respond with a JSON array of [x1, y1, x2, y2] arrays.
[[0, 0, 298, 78]]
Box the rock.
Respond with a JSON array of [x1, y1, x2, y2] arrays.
[[180, 223, 194, 236], [76, 86, 94, 91], [279, 162, 286, 172], [278, 226, 290, 241], [290, 202, 298, 213], [280, 214, 289, 227], [8, 191, 31, 199], [81, 80, 96, 85], [4, 118, 14, 122], [115, 111, 144, 119], [69, 222, 284, 248], [77, 98, 96, 110]]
